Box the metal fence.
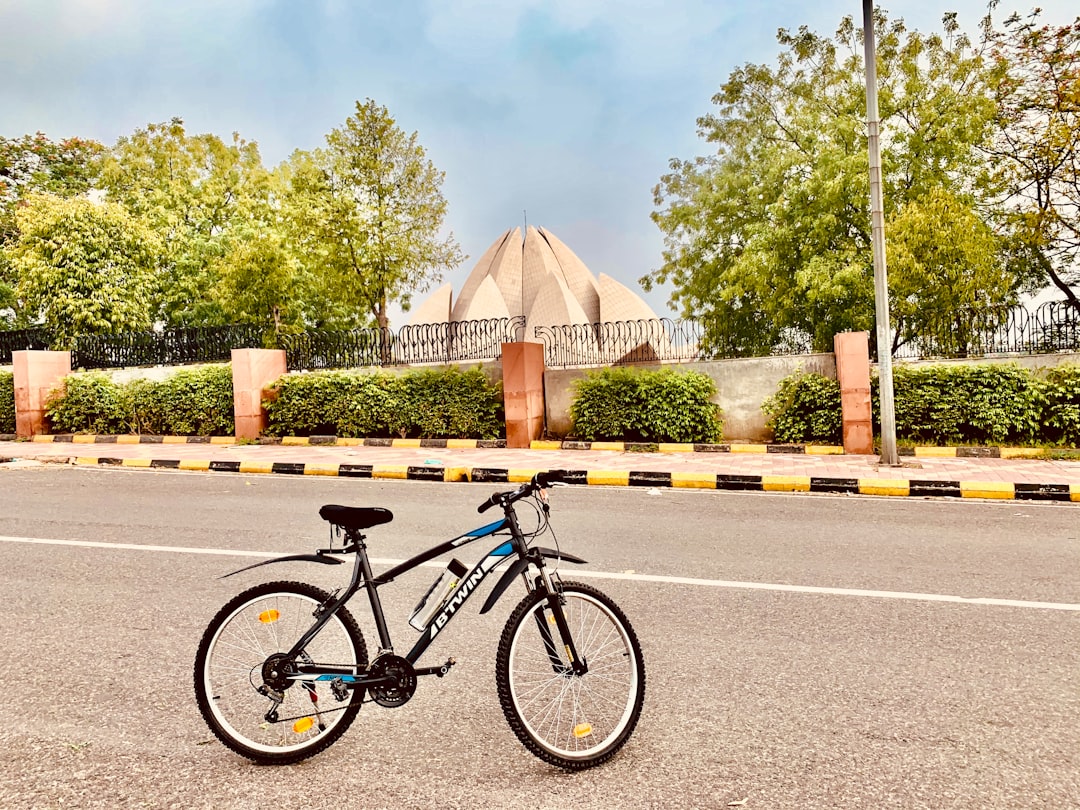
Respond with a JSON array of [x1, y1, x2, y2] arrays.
[[280, 317, 525, 370], [534, 319, 704, 368], [0, 328, 50, 364], [70, 325, 265, 369], [892, 301, 1080, 360], [3, 302, 1075, 370]]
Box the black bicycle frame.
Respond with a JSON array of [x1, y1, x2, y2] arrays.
[[274, 494, 587, 688]]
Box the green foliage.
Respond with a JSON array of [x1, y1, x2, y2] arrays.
[[888, 188, 1025, 354], [11, 195, 159, 347], [265, 367, 503, 439], [395, 368, 504, 439], [44, 365, 234, 435], [647, 9, 1023, 354], [988, 13, 1080, 305], [1040, 365, 1080, 447], [98, 118, 269, 327], [765, 364, 1080, 446], [0, 371, 15, 433], [570, 368, 722, 443], [762, 372, 842, 444], [124, 365, 235, 435], [887, 364, 1042, 445], [45, 373, 127, 434], [285, 99, 464, 329]]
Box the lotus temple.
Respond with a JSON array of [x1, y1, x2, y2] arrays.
[[408, 226, 660, 335]]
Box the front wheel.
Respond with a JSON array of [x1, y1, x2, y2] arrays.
[[194, 581, 368, 765], [496, 581, 645, 770]]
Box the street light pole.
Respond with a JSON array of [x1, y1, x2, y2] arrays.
[[862, 0, 899, 466]]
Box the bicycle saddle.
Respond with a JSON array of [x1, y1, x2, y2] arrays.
[[318, 504, 394, 531]]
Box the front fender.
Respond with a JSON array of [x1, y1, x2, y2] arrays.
[[221, 553, 345, 579], [478, 548, 587, 614]]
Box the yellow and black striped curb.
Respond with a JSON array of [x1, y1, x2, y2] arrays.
[[7, 434, 507, 449], [44, 457, 1080, 502], [7, 434, 1077, 459]]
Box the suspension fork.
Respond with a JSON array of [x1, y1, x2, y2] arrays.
[[504, 507, 588, 677]]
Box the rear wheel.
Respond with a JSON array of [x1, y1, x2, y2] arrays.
[[495, 581, 645, 769], [194, 581, 368, 764]]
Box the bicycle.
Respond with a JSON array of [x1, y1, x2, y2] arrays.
[[193, 470, 646, 770]]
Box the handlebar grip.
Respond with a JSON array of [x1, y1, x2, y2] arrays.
[[535, 469, 568, 487], [477, 493, 501, 514]]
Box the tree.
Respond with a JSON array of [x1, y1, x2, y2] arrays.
[[0, 133, 104, 327], [210, 174, 314, 339], [646, 10, 1019, 354], [888, 187, 1016, 354], [98, 119, 268, 326], [286, 99, 463, 330], [987, 10, 1080, 308], [11, 195, 159, 347]]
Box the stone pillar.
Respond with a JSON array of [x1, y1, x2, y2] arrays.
[[834, 331, 874, 455], [13, 350, 72, 438], [502, 342, 545, 448], [231, 348, 287, 441]]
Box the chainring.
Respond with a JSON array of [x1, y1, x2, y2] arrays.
[[367, 654, 417, 708]]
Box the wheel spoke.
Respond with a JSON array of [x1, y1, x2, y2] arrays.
[[497, 583, 644, 769]]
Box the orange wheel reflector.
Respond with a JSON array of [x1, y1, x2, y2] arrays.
[[258, 609, 280, 624], [293, 717, 314, 734], [573, 723, 592, 738]]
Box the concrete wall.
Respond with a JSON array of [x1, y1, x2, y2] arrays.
[[891, 352, 1078, 374], [544, 353, 837, 441]]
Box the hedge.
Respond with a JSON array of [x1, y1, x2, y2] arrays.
[[0, 371, 14, 434], [263, 367, 504, 439], [45, 365, 235, 435], [570, 367, 723, 443], [765, 363, 1080, 447]]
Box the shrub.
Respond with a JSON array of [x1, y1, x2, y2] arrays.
[[762, 372, 842, 443], [0, 371, 15, 434], [765, 363, 1072, 447], [128, 365, 234, 436], [265, 367, 504, 439], [395, 368, 504, 439], [570, 367, 722, 443], [886, 364, 1042, 445], [45, 372, 127, 434], [1041, 365, 1080, 447], [45, 365, 234, 435]]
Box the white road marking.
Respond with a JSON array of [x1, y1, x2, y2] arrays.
[[1, 534, 1077, 612]]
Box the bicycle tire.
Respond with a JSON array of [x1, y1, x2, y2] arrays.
[[495, 581, 645, 770], [194, 580, 368, 765]]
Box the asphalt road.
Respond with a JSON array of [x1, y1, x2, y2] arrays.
[[1, 465, 1077, 809]]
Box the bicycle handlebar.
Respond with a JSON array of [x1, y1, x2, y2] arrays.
[[477, 470, 568, 513]]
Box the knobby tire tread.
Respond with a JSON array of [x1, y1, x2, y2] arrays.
[[495, 580, 645, 770]]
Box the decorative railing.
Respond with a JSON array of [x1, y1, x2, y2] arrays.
[[891, 301, 1080, 360], [534, 318, 815, 368], [281, 316, 525, 370], [2, 302, 1074, 370], [70, 325, 265, 369], [0, 328, 51, 364]]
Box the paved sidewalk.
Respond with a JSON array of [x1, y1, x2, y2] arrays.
[[2, 437, 1078, 502]]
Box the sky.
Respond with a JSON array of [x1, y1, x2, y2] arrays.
[[0, 0, 1075, 325]]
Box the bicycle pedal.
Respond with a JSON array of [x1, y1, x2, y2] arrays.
[[438, 658, 456, 677]]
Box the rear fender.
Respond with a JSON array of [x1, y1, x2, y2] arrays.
[[221, 553, 345, 579]]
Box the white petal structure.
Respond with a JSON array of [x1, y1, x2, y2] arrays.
[[409, 226, 662, 364]]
